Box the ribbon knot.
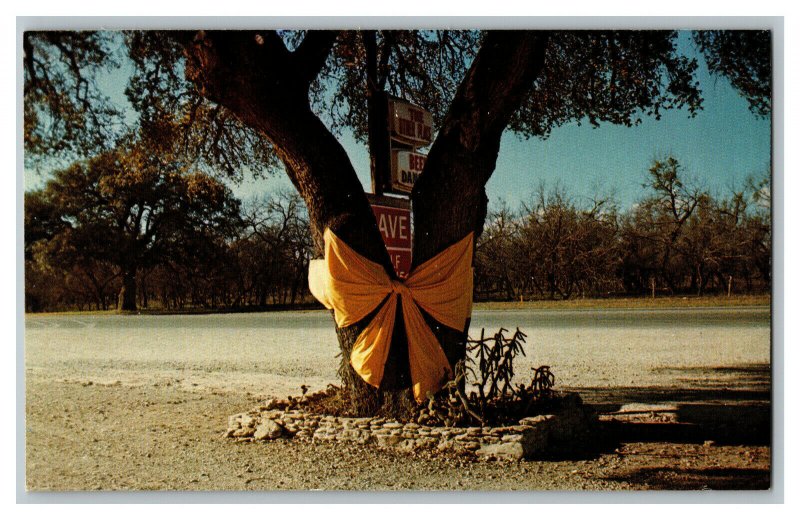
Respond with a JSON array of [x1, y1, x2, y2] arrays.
[[309, 228, 474, 401], [390, 279, 411, 297]]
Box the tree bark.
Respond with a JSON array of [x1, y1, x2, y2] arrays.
[[181, 30, 549, 415], [411, 31, 549, 368], [183, 30, 402, 414], [117, 268, 137, 312]]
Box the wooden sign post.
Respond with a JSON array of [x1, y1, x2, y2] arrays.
[[385, 97, 432, 195], [365, 94, 432, 276]]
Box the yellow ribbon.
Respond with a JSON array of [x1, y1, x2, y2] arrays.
[[308, 228, 474, 401]]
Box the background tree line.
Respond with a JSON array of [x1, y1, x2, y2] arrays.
[[25, 150, 770, 313], [24, 135, 315, 312], [476, 158, 771, 301]]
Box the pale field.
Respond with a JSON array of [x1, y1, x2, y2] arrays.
[[23, 306, 772, 491], [25, 307, 771, 398]]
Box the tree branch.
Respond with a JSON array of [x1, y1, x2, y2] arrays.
[[412, 31, 549, 265], [181, 30, 392, 270], [293, 30, 340, 85]]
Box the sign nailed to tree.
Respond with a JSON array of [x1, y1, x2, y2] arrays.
[[390, 150, 426, 194], [389, 98, 433, 147], [366, 194, 412, 278]]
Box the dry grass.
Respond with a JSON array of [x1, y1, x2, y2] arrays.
[[473, 294, 770, 311]]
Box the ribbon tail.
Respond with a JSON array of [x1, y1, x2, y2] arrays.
[[400, 296, 453, 402], [349, 294, 398, 388]]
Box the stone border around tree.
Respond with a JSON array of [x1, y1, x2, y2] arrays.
[[225, 393, 597, 460]]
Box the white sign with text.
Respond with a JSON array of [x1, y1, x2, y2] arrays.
[[390, 150, 427, 194], [389, 99, 433, 146]]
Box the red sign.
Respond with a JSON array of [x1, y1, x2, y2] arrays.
[[368, 196, 412, 279]]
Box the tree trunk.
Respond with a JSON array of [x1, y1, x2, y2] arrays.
[[183, 31, 401, 414], [141, 275, 149, 308], [182, 30, 549, 416], [117, 268, 137, 312], [412, 31, 549, 371]]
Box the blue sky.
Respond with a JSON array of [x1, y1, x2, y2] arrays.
[[25, 31, 772, 212], [234, 32, 771, 212]]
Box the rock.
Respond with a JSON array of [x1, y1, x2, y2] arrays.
[[436, 440, 455, 451], [476, 441, 525, 460], [376, 435, 403, 447], [232, 427, 255, 438], [519, 415, 553, 426], [384, 422, 404, 429], [520, 427, 550, 455], [492, 425, 533, 435], [413, 437, 437, 450], [253, 419, 285, 441], [562, 392, 583, 407], [458, 441, 480, 451], [391, 439, 416, 452]]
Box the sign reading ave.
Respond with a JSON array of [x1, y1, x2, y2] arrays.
[[366, 194, 412, 279]]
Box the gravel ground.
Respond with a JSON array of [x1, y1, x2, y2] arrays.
[[23, 308, 771, 492], [24, 377, 770, 492]]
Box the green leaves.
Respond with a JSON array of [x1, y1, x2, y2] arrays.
[[24, 31, 124, 164], [694, 30, 771, 117], [26, 140, 242, 287], [510, 31, 703, 138], [24, 29, 770, 181]]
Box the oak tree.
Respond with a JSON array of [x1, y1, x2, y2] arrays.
[[26, 139, 241, 311], [24, 29, 771, 415]]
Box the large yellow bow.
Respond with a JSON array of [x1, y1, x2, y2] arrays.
[[308, 229, 474, 401]]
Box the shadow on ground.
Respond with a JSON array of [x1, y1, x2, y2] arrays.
[[602, 467, 770, 490], [569, 363, 772, 447]]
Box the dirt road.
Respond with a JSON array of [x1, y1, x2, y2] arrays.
[[24, 308, 772, 492], [24, 375, 770, 492]]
